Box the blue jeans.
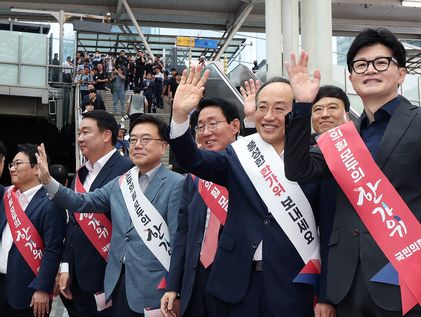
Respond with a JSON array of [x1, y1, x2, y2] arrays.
[[113, 89, 126, 113]]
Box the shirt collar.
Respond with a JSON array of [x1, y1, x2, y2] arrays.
[[360, 96, 400, 127], [140, 163, 162, 181], [18, 184, 42, 203], [85, 149, 116, 172]]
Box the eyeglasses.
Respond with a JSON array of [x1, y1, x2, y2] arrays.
[[350, 56, 399, 74], [256, 104, 286, 116], [195, 121, 227, 134], [8, 161, 32, 169], [129, 136, 164, 146]]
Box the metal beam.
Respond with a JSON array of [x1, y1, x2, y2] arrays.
[[115, 0, 124, 23], [213, 1, 254, 61], [121, 0, 154, 59]]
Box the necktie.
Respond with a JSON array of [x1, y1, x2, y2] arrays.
[[200, 211, 220, 268]]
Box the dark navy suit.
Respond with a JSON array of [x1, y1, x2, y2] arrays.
[[167, 175, 227, 317], [0, 187, 66, 310], [63, 151, 132, 316], [170, 131, 317, 317]]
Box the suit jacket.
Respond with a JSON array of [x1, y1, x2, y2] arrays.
[[64, 151, 132, 293], [169, 131, 317, 317], [0, 187, 66, 309], [166, 175, 209, 316], [52, 164, 184, 313], [284, 99, 421, 311]]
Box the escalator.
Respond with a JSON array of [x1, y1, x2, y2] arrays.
[[203, 62, 261, 123]]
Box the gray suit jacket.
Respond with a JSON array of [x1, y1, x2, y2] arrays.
[[51, 164, 184, 313]]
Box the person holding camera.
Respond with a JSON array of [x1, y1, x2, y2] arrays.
[[111, 67, 126, 115]]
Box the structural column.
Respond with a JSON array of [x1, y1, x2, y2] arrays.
[[301, 0, 333, 84], [265, 0, 283, 79], [282, 0, 300, 76]]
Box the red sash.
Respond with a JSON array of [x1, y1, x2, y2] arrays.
[[74, 173, 112, 261], [191, 175, 228, 225], [4, 186, 44, 275], [317, 121, 421, 314]]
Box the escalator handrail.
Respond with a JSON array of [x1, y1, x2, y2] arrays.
[[205, 62, 244, 104]]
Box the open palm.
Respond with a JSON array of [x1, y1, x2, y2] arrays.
[[285, 51, 321, 103], [173, 65, 209, 116]]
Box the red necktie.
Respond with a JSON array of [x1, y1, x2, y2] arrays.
[[200, 210, 220, 268]]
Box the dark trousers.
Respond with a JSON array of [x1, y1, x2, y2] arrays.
[[337, 262, 421, 317], [0, 273, 51, 317], [227, 271, 276, 317], [62, 274, 112, 317], [112, 268, 144, 317], [184, 263, 228, 317]]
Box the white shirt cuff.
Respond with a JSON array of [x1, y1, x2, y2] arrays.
[[244, 117, 256, 128], [43, 178, 60, 199], [60, 262, 69, 273], [170, 118, 190, 139]]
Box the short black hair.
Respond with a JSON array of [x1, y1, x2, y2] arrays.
[[313, 85, 350, 112], [129, 114, 168, 141], [255, 77, 291, 104], [347, 28, 406, 73], [82, 110, 119, 145], [0, 141, 6, 158], [133, 86, 141, 94], [50, 164, 68, 186], [17, 144, 39, 167], [197, 98, 240, 124]]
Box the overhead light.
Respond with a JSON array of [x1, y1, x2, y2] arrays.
[[402, 0, 421, 7]]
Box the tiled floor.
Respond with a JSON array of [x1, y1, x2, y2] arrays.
[[50, 298, 68, 317]]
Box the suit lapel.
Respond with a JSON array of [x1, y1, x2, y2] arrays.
[[22, 187, 45, 220], [144, 164, 167, 204], [90, 151, 119, 190], [375, 101, 418, 169]]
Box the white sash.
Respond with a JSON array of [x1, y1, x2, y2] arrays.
[[231, 133, 320, 263], [120, 166, 171, 271]]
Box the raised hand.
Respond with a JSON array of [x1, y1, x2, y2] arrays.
[[35, 143, 52, 185], [240, 78, 261, 121], [172, 65, 209, 123], [285, 51, 321, 103]]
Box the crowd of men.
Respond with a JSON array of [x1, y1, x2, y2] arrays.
[[0, 27, 420, 317]]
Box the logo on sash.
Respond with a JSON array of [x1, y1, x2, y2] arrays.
[[232, 134, 320, 285], [317, 121, 421, 314], [74, 173, 111, 260], [120, 166, 171, 288], [4, 186, 44, 275]]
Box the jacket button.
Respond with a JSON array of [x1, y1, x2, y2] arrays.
[[251, 243, 258, 249], [198, 240, 202, 244], [353, 229, 360, 237], [125, 236, 130, 241], [193, 265, 197, 270], [264, 219, 270, 225]]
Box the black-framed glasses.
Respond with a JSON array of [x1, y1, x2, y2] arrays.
[[8, 161, 32, 169], [195, 121, 227, 134], [129, 136, 164, 146], [350, 56, 399, 74]]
